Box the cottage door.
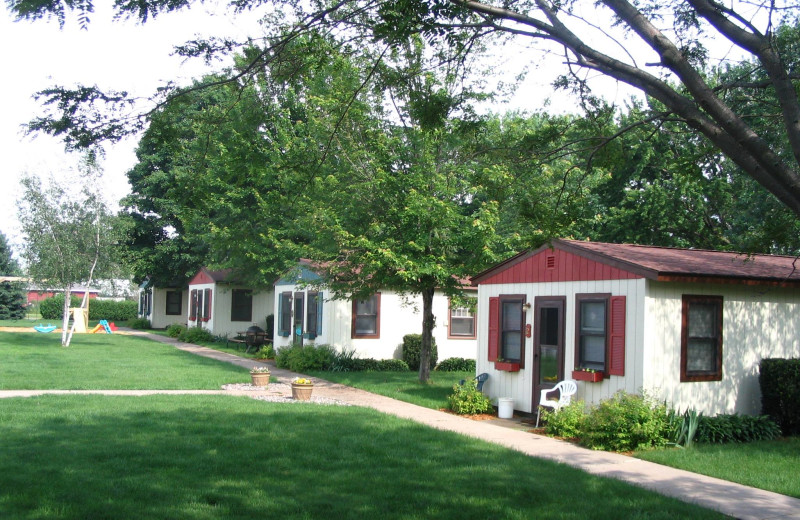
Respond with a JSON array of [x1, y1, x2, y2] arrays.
[[293, 292, 305, 346], [532, 297, 566, 405]]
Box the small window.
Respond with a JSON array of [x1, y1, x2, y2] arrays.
[[352, 293, 380, 338], [189, 290, 198, 321], [499, 295, 525, 363], [231, 289, 253, 322], [681, 295, 723, 382], [575, 294, 608, 372], [165, 290, 182, 316], [201, 288, 212, 322], [448, 299, 476, 339]]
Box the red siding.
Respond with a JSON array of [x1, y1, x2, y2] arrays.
[[479, 248, 640, 285], [27, 291, 98, 302], [188, 270, 215, 285]]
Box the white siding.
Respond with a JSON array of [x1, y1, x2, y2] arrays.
[[148, 288, 188, 329], [644, 281, 800, 415], [476, 279, 646, 413], [273, 286, 477, 361], [188, 282, 273, 337]]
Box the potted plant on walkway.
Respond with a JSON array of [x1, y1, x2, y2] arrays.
[[250, 366, 271, 386], [291, 377, 314, 400]]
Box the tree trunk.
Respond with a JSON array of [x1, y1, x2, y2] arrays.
[[61, 285, 71, 347], [418, 286, 436, 383]]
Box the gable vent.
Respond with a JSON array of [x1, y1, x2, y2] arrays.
[[546, 255, 556, 269]]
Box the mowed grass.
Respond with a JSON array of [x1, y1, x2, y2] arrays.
[[0, 395, 728, 520], [636, 438, 800, 498], [0, 331, 250, 390], [306, 369, 473, 410]]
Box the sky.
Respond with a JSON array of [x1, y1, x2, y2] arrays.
[[0, 2, 648, 261]]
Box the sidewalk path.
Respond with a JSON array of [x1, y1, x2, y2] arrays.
[[6, 329, 800, 520]]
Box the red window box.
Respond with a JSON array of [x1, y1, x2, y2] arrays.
[[495, 361, 521, 372], [572, 369, 604, 382]]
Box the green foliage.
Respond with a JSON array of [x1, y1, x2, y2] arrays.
[[177, 326, 213, 344], [39, 294, 81, 319], [448, 379, 492, 415], [760, 358, 800, 435], [126, 318, 151, 330], [580, 392, 672, 452], [276, 344, 337, 372], [542, 400, 587, 439], [695, 414, 782, 444], [86, 299, 138, 321], [668, 408, 701, 448], [0, 233, 25, 320], [165, 324, 185, 338], [435, 357, 475, 372], [402, 334, 438, 371], [254, 343, 276, 360], [376, 359, 410, 372]]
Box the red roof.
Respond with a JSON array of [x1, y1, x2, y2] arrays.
[[473, 239, 800, 287]]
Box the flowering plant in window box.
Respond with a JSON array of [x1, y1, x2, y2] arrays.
[[572, 368, 604, 382], [494, 360, 521, 372]]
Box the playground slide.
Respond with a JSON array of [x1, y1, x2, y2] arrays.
[[90, 324, 104, 333]]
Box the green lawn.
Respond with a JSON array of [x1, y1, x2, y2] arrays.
[[307, 369, 473, 410], [0, 394, 727, 520], [0, 332, 250, 389], [636, 438, 800, 498]]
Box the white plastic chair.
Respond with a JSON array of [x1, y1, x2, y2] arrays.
[[535, 379, 578, 427]]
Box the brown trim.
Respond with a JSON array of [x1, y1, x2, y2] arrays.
[[447, 298, 477, 340], [352, 293, 381, 339], [574, 293, 611, 374], [657, 274, 800, 288], [680, 295, 723, 382]]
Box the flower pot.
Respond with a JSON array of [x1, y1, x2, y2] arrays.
[[250, 372, 271, 386], [572, 370, 604, 382], [291, 383, 314, 401]]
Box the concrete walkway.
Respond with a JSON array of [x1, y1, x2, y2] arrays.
[[5, 330, 800, 520]]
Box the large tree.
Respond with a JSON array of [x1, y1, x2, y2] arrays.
[[17, 170, 118, 345], [9, 0, 800, 225]]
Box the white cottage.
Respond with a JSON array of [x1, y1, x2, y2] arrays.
[[472, 239, 800, 417], [273, 260, 478, 360], [138, 280, 188, 329], [187, 267, 274, 337]]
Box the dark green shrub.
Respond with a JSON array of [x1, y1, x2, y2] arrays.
[[435, 357, 476, 372], [88, 299, 138, 321], [166, 324, 185, 338], [39, 295, 81, 319], [542, 400, 587, 439], [695, 413, 782, 443], [580, 391, 671, 452], [401, 334, 437, 371], [178, 326, 213, 343], [760, 358, 800, 435], [0, 281, 26, 319], [276, 344, 336, 372], [376, 359, 410, 372], [127, 318, 152, 329], [448, 379, 491, 415]]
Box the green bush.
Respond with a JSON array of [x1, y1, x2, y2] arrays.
[[276, 344, 336, 372], [166, 324, 185, 338], [760, 358, 800, 436], [254, 343, 276, 360], [448, 379, 492, 415], [127, 318, 152, 329], [435, 357, 476, 372], [39, 295, 81, 319], [88, 299, 138, 321], [580, 392, 672, 452], [542, 400, 587, 439], [695, 413, 782, 444], [376, 359, 411, 372], [401, 334, 437, 371], [178, 326, 214, 344]]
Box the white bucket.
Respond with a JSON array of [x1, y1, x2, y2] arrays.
[[497, 397, 514, 419]]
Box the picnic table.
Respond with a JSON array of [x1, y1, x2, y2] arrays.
[[227, 328, 270, 354]]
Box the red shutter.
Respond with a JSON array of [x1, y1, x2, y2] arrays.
[[609, 296, 626, 376], [488, 297, 499, 361], [189, 290, 197, 320]]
